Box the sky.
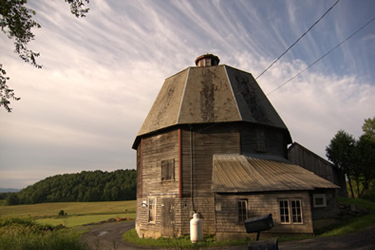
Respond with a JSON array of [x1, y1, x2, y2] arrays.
[[1, 0, 374, 189]]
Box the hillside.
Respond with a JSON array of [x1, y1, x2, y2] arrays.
[[4, 169, 136, 205]]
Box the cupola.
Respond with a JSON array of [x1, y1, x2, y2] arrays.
[[195, 54, 220, 67]]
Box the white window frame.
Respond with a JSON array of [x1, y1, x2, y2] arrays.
[[313, 194, 327, 208], [279, 199, 303, 224], [148, 197, 156, 223]]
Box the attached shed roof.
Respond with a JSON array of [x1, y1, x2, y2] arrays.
[[135, 65, 290, 140], [212, 154, 339, 193]]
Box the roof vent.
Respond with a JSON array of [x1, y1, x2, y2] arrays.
[[195, 54, 220, 67]]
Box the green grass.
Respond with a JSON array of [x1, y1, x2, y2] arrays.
[[36, 213, 136, 227], [319, 213, 375, 237], [337, 196, 375, 211], [123, 229, 248, 249], [0, 200, 136, 218], [0, 200, 136, 228]]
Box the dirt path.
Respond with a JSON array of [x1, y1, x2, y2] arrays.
[[81, 221, 375, 250]]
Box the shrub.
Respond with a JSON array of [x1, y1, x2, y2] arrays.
[[58, 210, 67, 217], [0, 218, 87, 250]]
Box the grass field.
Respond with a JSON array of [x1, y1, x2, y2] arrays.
[[0, 200, 136, 227]]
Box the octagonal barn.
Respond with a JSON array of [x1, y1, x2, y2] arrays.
[[132, 54, 339, 240]]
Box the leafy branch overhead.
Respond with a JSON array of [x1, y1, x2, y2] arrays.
[[0, 64, 20, 112], [0, 0, 89, 112]]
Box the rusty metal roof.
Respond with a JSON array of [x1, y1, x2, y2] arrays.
[[135, 65, 290, 138], [212, 154, 339, 193]]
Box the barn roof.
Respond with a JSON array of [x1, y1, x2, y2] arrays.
[[134, 63, 291, 146], [212, 154, 339, 193]]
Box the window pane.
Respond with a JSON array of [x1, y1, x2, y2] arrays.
[[238, 200, 247, 223], [148, 198, 156, 222], [291, 200, 302, 223], [279, 200, 289, 223]]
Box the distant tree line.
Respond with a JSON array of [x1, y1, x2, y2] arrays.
[[5, 169, 136, 205]]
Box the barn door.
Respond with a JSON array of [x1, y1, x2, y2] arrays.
[[161, 198, 175, 237]]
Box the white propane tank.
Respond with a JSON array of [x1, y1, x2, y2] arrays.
[[190, 213, 203, 243]]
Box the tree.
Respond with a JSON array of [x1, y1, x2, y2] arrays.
[[326, 130, 356, 197], [5, 192, 19, 205], [355, 117, 375, 197], [355, 133, 375, 197], [362, 117, 375, 141], [326, 118, 375, 198], [0, 0, 89, 112]]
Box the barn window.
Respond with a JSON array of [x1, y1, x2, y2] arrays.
[[313, 194, 327, 207], [161, 159, 175, 181], [279, 199, 303, 224], [256, 130, 266, 152], [148, 197, 156, 223], [237, 200, 248, 223]]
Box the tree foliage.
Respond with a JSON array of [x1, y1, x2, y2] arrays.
[[0, 64, 20, 112], [326, 129, 356, 197], [326, 117, 375, 198], [0, 0, 89, 112], [5, 169, 136, 205]]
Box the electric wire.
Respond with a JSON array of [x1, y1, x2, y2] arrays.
[[266, 16, 375, 96], [256, 0, 340, 80], [193, 15, 375, 133]]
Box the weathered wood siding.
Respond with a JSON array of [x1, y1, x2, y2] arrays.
[[141, 130, 180, 196], [215, 191, 314, 240], [288, 143, 347, 197], [180, 124, 239, 235], [181, 124, 240, 197], [240, 123, 287, 158], [136, 142, 142, 198], [311, 189, 337, 221]]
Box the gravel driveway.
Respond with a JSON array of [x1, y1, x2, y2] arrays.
[[81, 220, 375, 250]]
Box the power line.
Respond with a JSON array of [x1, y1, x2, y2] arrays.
[[256, 0, 340, 80], [266, 16, 375, 96]]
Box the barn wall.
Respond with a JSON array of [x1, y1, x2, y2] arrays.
[[136, 129, 181, 238], [240, 123, 287, 158], [141, 130, 180, 196], [310, 189, 338, 229], [136, 197, 162, 239], [180, 124, 239, 235], [288, 143, 347, 197], [181, 124, 240, 198], [215, 191, 314, 241], [136, 142, 142, 198], [288, 144, 334, 182]]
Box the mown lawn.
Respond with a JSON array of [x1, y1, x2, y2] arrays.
[[0, 200, 136, 227], [0, 200, 136, 217]]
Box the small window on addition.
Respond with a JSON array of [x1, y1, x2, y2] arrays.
[[161, 159, 175, 181], [237, 200, 248, 223], [313, 194, 327, 208]]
